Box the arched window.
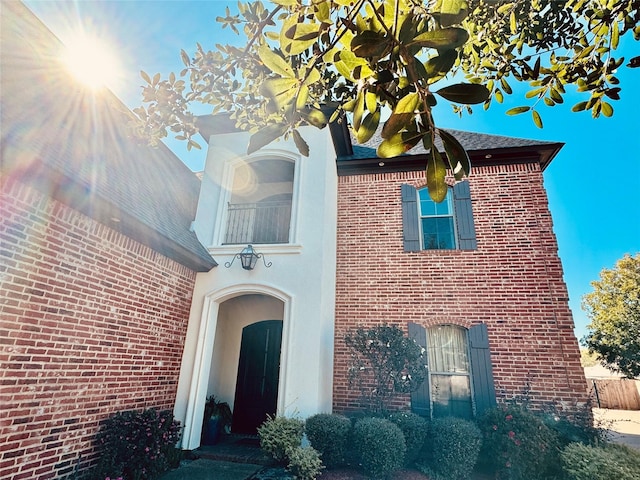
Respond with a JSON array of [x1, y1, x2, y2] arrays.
[[224, 158, 294, 245]]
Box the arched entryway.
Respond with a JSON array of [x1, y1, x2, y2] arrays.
[[206, 293, 286, 435], [232, 320, 283, 433], [174, 285, 294, 450]]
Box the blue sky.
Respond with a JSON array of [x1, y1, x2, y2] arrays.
[[24, 1, 640, 341]]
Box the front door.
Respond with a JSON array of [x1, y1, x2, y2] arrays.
[[232, 320, 283, 434]]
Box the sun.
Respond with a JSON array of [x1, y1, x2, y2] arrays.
[[62, 33, 122, 90]]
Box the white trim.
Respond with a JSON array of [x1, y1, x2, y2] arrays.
[[180, 283, 293, 450]]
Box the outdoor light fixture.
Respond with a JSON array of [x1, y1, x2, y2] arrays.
[[224, 245, 272, 271]]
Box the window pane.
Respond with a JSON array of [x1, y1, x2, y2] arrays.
[[419, 189, 436, 216], [421, 218, 455, 250], [418, 188, 455, 250], [431, 374, 473, 419], [428, 325, 469, 373]]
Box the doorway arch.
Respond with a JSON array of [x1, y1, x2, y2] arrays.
[[179, 284, 292, 449]]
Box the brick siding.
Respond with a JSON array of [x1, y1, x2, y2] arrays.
[[333, 163, 588, 413], [0, 180, 196, 479]]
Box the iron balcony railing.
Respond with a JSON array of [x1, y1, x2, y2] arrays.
[[224, 201, 291, 245]]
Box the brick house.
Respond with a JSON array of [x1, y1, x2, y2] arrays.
[[1, 3, 215, 478], [181, 117, 588, 450], [1, 1, 588, 477]]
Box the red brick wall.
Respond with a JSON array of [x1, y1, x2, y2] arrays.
[[333, 163, 588, 413], [1, 180, 197, 479]]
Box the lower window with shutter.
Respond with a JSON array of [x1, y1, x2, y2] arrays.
[[409, 322, 496, 419]]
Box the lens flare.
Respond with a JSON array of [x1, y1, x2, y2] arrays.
[[62, 33, 121, 90]]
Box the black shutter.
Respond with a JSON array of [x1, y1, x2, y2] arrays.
[[408, 322, 430, 417], [453, 181, 477, 250], [469, 323, 497, 416], [401, 184, 421, 252]]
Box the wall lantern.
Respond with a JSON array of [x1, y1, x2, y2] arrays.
[[224, 244, 272, 271]]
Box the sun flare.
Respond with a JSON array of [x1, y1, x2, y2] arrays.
[[62, 33, 122, 90]]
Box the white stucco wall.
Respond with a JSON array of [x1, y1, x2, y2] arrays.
[[174, 125, 338, 449]]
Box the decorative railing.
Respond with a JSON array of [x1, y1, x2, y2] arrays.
[[224, 201, 291, 245]]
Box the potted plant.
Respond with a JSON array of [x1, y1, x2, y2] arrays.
[[201, 396, 232, 445]]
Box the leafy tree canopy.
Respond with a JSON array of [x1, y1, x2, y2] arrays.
[[134, 0, 640, 200], [582, 253, 640, 379]]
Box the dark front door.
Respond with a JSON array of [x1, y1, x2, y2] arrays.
[[232, 320, 283, 434]]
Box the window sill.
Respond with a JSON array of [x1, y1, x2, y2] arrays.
[[208, 244, 303, 256]]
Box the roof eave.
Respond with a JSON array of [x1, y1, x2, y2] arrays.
[[4, 159, 217, 272]]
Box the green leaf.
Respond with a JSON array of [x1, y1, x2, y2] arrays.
[[258, 44, 295, 78], [247, 123, 288, 154], [601, 101, 614, 117], [282, 22, 320, 56], [292, 129, 309, 157], [377, 131, 424, 158], [571, 101, 588, 112], [180, 50, 190, 67], [140, 70, 151, 84], [435, 83, 490, 104], [314, 1, 330, 23], [261, 78, 298, 110], [424, 49, 458, 81], [381, 92, 420, 139], [426, 149, 448, 203], [356, 110, 381, 143], [333, 50, 373, 82], [437, 128, 471, 180], [506, 106, 531, 115], [351, 30, 389, 58], [532, 109, 543, 128], [409, 27, 469, 50], [353, 90, 365, 132], [300, 107, 327, 129], [439, 0, 469, 27]]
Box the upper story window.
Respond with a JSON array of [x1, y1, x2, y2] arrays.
[[401, 182, 477, 252], [419, 188, 456, 249], [224, 158, 294, 245]]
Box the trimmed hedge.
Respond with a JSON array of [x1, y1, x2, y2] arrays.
[[305, 413, 352, 469], [420, 417, 482, 480], [352, 417, 406, 479], [387, 411, 428, 466]]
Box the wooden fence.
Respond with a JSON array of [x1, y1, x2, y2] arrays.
[[589, 379, 640, 410]]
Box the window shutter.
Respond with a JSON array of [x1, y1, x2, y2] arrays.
[[401, 184, 421, 252], [408, 322, 430, 418], [453, 182, 477, 250], [469, 323, 496, 416]]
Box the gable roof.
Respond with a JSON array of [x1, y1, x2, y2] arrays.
[[1, 2, 216, 272]]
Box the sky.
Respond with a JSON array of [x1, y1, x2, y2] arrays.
[[22, 0, 640, 341]]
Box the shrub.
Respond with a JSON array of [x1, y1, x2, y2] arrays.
[[287, 446, 325, 480], [305, 413, 352, 469], [417, 417, 481, 480], [477, 405, 560, 480], [561, 442, 640, 480], [539, 401, 605, 447], [257, 415, 305, 464], [352, 417, 406, 479], [93, 408, 181, 480], [387, 411, 428, 466]]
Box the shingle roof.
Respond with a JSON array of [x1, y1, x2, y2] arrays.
[[1, 2, 215, 271], [198, 112, 563, 176]]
